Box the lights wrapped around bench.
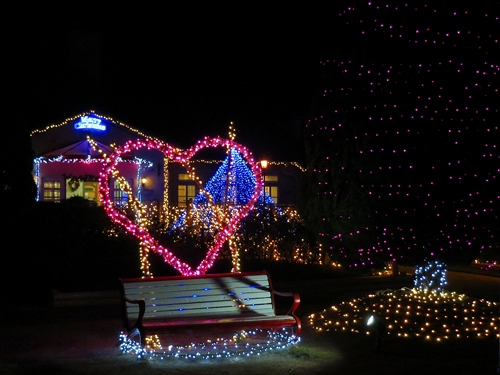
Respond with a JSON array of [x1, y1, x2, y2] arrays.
[[119, 271, 301, 349]]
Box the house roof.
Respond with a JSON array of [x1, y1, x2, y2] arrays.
[[30, 110, 166, 157], [42, 139, 116, 159]]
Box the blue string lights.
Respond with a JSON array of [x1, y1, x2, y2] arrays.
[[413, 259, 448, 293], [171, 148, 276, 233]]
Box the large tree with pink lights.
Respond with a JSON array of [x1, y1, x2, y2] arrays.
[[302, 1, 500, 268]]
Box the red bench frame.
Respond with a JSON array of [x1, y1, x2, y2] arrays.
[[119, 271, 301, 347]]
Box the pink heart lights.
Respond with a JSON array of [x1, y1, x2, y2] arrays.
[[98, 136, 263, 276]]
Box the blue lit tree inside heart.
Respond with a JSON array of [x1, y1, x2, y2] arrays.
[[171, 147, 275, 232]]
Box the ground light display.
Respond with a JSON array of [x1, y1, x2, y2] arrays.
[[307, 261, 500, 342]]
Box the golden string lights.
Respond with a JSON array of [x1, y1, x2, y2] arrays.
[[30, 110, 163, 143], [308, 261, 499, 342], [308, 288, 499, 342]]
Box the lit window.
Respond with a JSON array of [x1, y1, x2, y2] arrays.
[[263, 175, 278, 203], [43, 179, 62, 202], [83, 182, 99, 202], [178, 173, 196, 206], [264, 175, 278, 182], [178, 184, 196, 207], [66, 177, 100, 203], [113, 178, 133, 208], [264, 186, 279, 204]]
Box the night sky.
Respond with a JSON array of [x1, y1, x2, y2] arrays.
[[4, 2, 336, 162], [2, 1, 499, 265]]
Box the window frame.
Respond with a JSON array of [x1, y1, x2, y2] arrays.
[[42, 177, 64, 203]]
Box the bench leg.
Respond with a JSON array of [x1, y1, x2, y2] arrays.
[[128, 327, 146, 348]]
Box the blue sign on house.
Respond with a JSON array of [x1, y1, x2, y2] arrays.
[[74, 115, 107, 132]]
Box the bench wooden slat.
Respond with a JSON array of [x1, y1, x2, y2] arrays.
[[125, 287, 273, 300], [136, 294, 274, 308], [123, 273, 271, 288], [127, 305, 276, 319], [119, 271, 301, 347], [126, 296, 275, 315], [123, 278, 272, 296], [127, 289, 274, 305], [127, 303, 275, 315]]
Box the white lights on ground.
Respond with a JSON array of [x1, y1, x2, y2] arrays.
[[118, 328, 300, 361]]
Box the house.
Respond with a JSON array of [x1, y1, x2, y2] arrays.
[[30, 111, 303, 214]]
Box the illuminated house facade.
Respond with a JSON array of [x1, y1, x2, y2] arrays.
[[30, 111, 303, 212], [31, 112, 164, 208]]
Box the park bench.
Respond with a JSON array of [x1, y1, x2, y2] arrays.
[[119, 271, 301, 347]]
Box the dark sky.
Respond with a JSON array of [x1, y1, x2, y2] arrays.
[[5, 2, 333, 162]]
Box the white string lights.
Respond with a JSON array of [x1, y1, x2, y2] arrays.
[[118, 328, 300, 360]]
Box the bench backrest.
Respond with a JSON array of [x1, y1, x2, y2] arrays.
[[120, 271, 277, 321]]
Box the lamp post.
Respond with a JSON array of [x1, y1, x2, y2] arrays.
[[366, 313, 385, 353], [260, 159, 268, 205]]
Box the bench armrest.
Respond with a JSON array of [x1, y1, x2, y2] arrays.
[[122, 296, 146, 332], [272, 290, 300, 316]]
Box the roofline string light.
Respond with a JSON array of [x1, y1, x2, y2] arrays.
[[30, 110, 164, 143]]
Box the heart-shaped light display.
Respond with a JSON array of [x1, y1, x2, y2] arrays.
[[99, 136, 263, 276]]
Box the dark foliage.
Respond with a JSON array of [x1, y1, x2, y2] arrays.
[[2, 197, 141, 303]]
